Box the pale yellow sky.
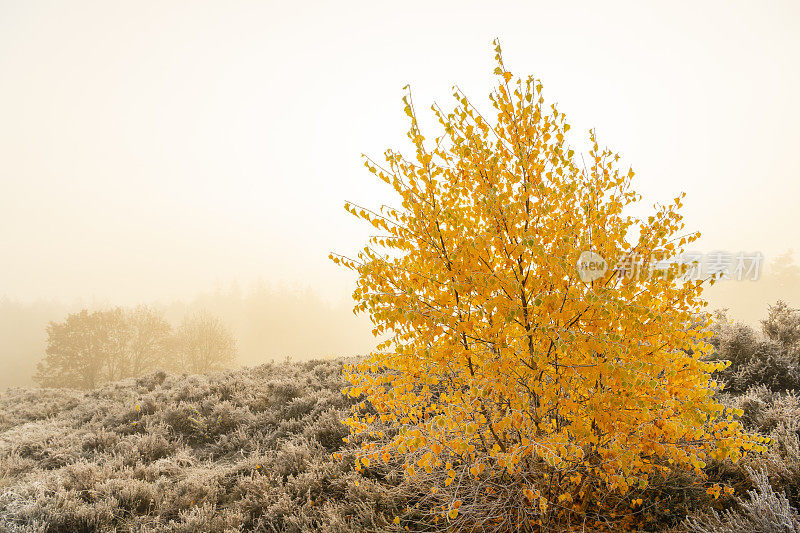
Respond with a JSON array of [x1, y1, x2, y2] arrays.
[[1, 0, 799, 306]]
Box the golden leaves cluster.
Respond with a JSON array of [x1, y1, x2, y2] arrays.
[[331, 41, 764, 525]]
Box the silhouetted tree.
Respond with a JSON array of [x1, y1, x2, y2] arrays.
[[34, 306, 173, 388], [124, 305, 173, 377], [171, 311, 236, 373], [34, 309, 127, 389]]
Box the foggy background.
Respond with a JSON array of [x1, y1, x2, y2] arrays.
[[2, 0, 799, 388]]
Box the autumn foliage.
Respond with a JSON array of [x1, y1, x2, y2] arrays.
[[332, 43, 764, 530]]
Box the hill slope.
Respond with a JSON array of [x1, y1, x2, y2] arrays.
[[3, 357, 800, 532], [0, 359, 401, 532]]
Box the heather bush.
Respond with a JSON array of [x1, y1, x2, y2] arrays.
[[762, 301, 800, 352], [711, 306, 800, 393], [718, 386, 800, 507], [0, 359, 403, 532], [683, 467, 800, 533]]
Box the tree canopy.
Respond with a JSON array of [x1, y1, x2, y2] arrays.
[[332, 42, 764, 530], [35, 307, 236, 388]]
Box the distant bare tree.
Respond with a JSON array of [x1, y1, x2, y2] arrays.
[[34, 306, 173, 388], [97, 308, 132, 383], [171, 312, 237, 373], [124, 306, 172, 377], [35, 309, 127, 389]]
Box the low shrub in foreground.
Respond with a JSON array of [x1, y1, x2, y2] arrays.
[[0, 359, 404, 532]]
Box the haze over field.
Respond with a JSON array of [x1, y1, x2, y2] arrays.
[[1, 0, 799, 388], [6, 3, 800, 532]]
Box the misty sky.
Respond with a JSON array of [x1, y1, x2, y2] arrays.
[[1, 0, 799, 306]]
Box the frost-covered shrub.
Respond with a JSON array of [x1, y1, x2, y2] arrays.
[[710, 304, 800, 393], [714, 387, 800, 510], [683, 467, 800, 533], [0, 358, 405, 532], [732, 344, 800, 393], [303, 408, 349, 451]]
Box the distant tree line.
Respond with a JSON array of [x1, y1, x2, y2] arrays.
[[34, 307, 236, 389], [0, 282, 376, 389]]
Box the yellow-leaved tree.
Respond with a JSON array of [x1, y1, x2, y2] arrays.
[[331, 42, 764, 531]]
